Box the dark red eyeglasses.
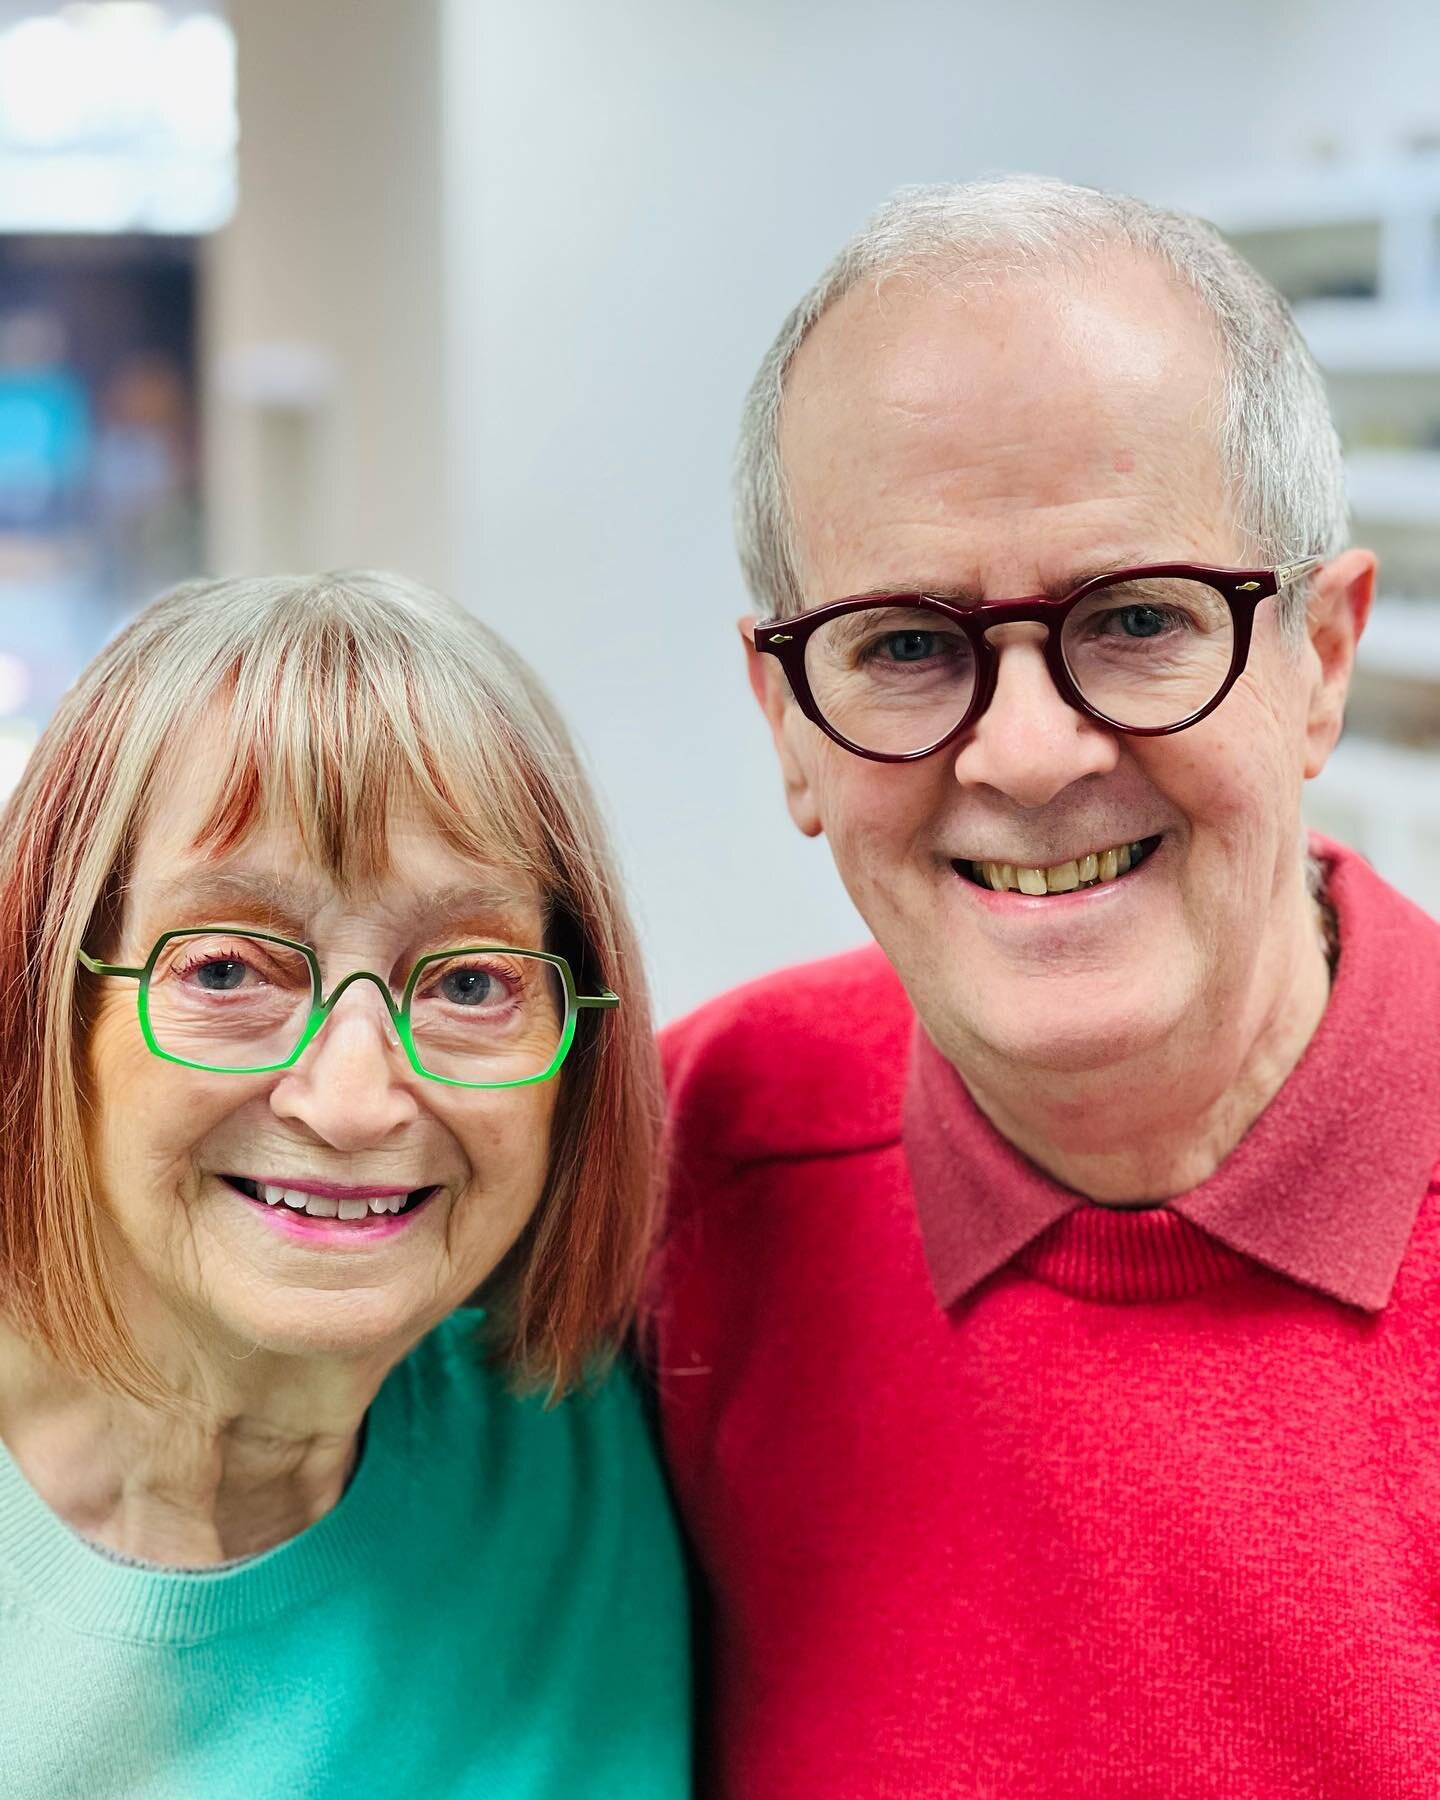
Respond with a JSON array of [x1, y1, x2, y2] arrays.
[[753, 559, 1322, 762]]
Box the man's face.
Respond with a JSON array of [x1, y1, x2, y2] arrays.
[[754, 257, 1366, 1081]]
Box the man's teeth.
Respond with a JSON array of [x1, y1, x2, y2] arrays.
[[973, 840, 1149, 894], [256, 1183, 407, 1218]]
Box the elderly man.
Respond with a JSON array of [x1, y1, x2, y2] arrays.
[[650, 177, 1440, 1798]]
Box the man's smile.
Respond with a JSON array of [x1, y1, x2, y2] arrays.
[[956, 833, 1165, 894]]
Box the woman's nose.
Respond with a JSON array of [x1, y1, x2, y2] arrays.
[[267, 982, 419, 1147]]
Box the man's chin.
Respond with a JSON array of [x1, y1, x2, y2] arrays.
[[933, 987, 1192, 1080]]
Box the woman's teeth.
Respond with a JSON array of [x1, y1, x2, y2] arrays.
[[969, 838, 1154, 894], [235, 1178, 411, 1218]]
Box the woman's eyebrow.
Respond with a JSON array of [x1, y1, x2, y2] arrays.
[[413, 883, 541, 934], [140, 873, 539, 940], [143, 870, 312, 932]]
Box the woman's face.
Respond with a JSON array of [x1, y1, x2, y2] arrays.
[[85, 743, 562, 1365]]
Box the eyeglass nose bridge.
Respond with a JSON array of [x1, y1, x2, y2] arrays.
[[930, 596, 1078, 743], [976, 608, 1062, 655], [308, 968, 405, 1047], [960, 610, 1068, 740]]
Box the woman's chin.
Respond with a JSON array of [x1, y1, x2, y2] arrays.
[[201, 1282, 446, 1365]]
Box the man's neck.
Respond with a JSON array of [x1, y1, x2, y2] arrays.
[[0, 1322, 398, 1566], [956, 904, 1334, 1206]]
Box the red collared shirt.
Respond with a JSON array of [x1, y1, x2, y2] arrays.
[[653, 837, 1440, 1799]]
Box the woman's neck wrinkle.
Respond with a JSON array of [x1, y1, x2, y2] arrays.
[[0, 1327, 380, 1565]]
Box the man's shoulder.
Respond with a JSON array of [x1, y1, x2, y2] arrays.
[[659, 943, 913, 1165]]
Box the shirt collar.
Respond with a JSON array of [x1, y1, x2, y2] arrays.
[[904, 839, 1440, 1313]]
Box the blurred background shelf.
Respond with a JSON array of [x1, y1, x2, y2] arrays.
[[1357, 598, 1440, 677], [1190, 153, 1440, 910], [1293, 304, 1440, 373], [1345, 451, 1440, 526], [1307, 734, 1440, 914]]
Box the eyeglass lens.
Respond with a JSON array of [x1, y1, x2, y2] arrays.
[[142, 932, 568, 1080], [801, 577, 1237, 753]]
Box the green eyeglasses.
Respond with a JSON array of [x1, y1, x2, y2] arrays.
[[77, 927, 619, 1089]]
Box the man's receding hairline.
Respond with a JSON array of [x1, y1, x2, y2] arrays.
[[782, 237, 1225, 415], [735, 176, 1348, 633]]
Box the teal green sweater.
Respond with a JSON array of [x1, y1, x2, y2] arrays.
[[0, 1314, 690, 1797]]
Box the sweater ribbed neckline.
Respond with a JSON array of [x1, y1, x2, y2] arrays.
[[1016, 1205, 1250, 1303], [0, 1324, 443, 1645]]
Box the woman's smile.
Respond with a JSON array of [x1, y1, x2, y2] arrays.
[[219, 1172, 444, 1244]]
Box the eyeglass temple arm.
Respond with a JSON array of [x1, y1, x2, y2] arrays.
[[76, 948, 145, 979], [1275, 557, 1324, 589], [575, 988, 620, 1010]]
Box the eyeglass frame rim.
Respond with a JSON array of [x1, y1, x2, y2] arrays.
[[76, 925, 619, 1089], [752, 558, 1325, 762]]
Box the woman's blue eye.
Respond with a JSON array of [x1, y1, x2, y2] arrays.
[[884, 631, 938, 662], [195, 960, 247, 991], [439, 967, 496, 1006]]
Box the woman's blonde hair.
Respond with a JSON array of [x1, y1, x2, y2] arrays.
[[0, 571, 661, 1400]]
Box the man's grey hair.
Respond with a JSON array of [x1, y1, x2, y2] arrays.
[[735, 175, 1347, 634]]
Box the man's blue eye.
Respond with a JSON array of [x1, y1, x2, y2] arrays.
[[885, 631, 937, 662], [1117, 606, 1170, 638]]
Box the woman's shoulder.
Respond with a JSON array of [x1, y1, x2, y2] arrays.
[[354, 1316, 689, 1796], [368, 1313, 683, 1652], [378, 1311, 659, 1488]]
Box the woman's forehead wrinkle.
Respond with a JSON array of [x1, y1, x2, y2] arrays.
[[405, 880, 543, 935], [138, 864, 540, 937], [139, 868, 316, 935]]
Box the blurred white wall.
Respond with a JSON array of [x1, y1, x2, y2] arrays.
[[205, 0, 448, 585], [442, 0, 1311, 1019], [1262, 0, 1440, 154]]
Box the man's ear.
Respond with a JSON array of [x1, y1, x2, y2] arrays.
[[1303, 549, 1376, 780], [739, 616, 824, 837]]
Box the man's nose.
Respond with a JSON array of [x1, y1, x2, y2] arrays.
[[268, 981, 419, 1148], [950, 624, 1119, 805]]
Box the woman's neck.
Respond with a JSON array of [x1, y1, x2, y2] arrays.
[[0, 1324, 391, 1565]]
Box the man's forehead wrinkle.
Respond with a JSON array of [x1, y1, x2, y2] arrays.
[[833, 542, 1166, 607]]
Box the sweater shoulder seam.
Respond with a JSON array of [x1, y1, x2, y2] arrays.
[[729, 1130, 905, 1173]]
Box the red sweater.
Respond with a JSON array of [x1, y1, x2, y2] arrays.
[[652, 843, 1440, 1798]]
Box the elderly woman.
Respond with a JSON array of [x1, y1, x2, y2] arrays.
[[0, 574, 689, 1796]]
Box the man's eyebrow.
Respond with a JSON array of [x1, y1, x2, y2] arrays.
[[838, 581, 987, 605], [836, 559, 1150, 605]]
